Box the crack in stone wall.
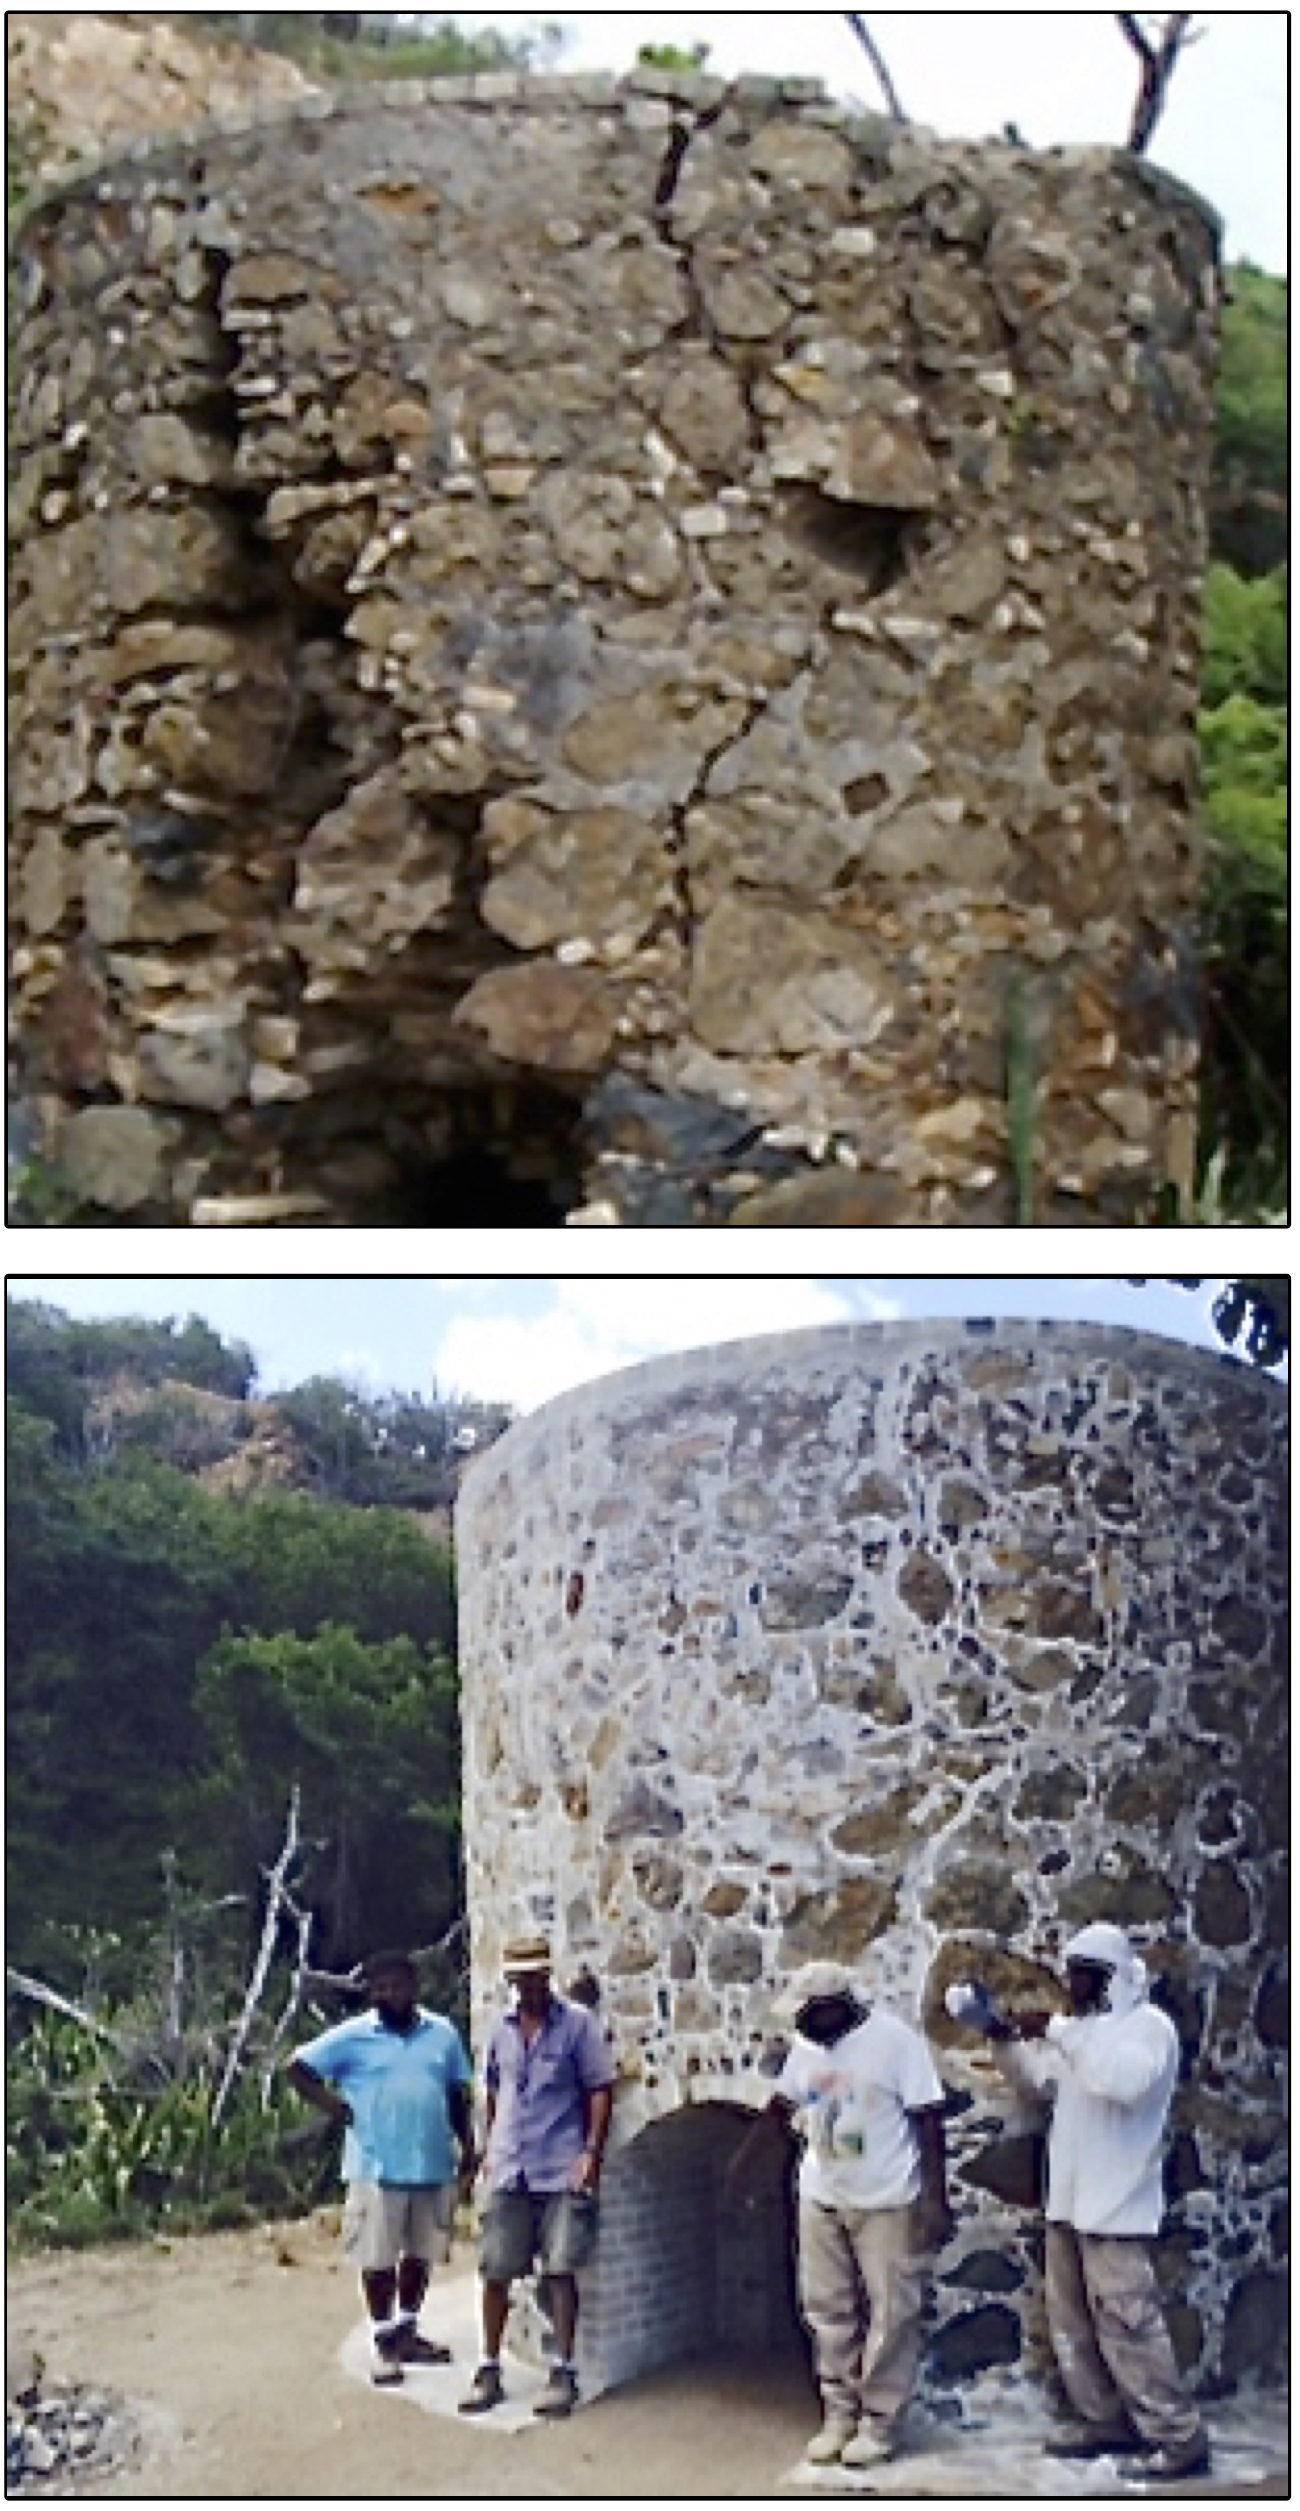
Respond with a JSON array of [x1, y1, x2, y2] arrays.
[[8, 75, 1222, 1225]]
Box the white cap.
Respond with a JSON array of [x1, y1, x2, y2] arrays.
[[773, 1961, 857, 2022]]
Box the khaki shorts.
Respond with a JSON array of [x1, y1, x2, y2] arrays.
[[478, 2190, 600, 2284], [341, 2182, 456, 2273]]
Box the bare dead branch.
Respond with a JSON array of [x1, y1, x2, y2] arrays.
[[1118, 13, 1194, 153], [843, 14, 909, 121], [258, 1892, 315, 2107], [300, 1917, 467, 2000], [5, 1967, 132, 2053], [212, 1786, 302, 2128]]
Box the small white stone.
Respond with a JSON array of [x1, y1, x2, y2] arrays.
[[679, 503, 729, 540]]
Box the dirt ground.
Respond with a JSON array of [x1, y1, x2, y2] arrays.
[[5, 2215, 1289, 2502]]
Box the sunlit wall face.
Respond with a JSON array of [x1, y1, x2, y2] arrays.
[[459, 1319, 1287, 2398]]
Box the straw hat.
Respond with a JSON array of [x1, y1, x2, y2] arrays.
[[502, 1934, 553, 1975]]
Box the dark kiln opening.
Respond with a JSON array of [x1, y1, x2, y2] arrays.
[[267, 1083, 585, 1226], [575, 2105, 810, 2395], [369, 1146, 572, 1227]]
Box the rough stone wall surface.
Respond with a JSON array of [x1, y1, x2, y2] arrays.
[[9, 78, 1221, 1226], [456, 1321, 1287, 2394]]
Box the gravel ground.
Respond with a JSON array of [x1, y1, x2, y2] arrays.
[[5, 2216, 1289, 2500]]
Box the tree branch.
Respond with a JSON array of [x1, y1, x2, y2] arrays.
[[212, 1787, 302, 2128], [1118, 13, 1194, 153], [5, 1967, 131, 2054], [843, 15, 909, 121]]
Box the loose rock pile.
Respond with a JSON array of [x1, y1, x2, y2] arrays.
[[6, 2355, 139, 2495]]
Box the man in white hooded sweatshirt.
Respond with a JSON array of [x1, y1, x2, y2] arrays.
[[978, 1922, 1210, 2482]]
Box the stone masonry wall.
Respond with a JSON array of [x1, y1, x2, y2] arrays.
[[456, 1321, 1288, 2397], [9, 75, 1221, 1226]]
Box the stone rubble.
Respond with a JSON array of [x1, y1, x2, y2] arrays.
[[5, 2354, 140, 2496], [8, 74, 1222, 1223]]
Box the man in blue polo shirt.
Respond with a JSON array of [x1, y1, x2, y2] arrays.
[[288, 1949, 475, 2386], [459, 1935, 615, 2422]]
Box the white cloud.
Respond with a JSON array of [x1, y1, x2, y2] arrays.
[[334, 1347, 390, 1390], [433, 1275, 874, 1411]]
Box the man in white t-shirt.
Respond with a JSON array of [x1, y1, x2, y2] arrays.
[[972, 1921, 1211, 2483], [726, 1960, 952, 2470]]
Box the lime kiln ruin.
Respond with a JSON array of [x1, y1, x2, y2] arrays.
[[456, 1318, 1287, 2402]]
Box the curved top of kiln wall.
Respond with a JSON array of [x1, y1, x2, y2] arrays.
[[14, 68, 1222, 250], [455, 1315, 1280, 1528]]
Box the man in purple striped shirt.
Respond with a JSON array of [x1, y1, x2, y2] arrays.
[[459, 1936, 615, 2421]]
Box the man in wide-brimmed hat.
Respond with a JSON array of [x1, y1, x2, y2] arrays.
[[458, 1935, 615, 2422], [727, 1959, 952, 2471]]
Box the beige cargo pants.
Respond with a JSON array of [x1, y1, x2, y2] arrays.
[[1046, 2225, 1206, 2453], [797, 2198, 927, 2436]]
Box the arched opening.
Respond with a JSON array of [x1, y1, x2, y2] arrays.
[[575, 2103, 811, 2396], [274, 1083, 585, 1226], [369, 1146, 573, 1226]]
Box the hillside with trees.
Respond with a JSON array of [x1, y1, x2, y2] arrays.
[[5, 1293, 510, 2239]]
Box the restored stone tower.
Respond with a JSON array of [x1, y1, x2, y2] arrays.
[[456, 1320, 1287, 2402], [9, 74, 1221, 1226]]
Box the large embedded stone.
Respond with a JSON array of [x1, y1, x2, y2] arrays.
[[745, 121, 857, 190], [706, 1929, 764, 1985], [782, 1875, 900, 1960], [480, 805, 669, 953], [759, 1572, 854, 1630], [453, 963, 620, 1076], [690, 897, 898, 1058], [290, 773, 458, 971], [126, 413, 232, 487], [930, 2304, 1023, 2376], [960, 2136, 1047, 2211], [603, 1781, 684, 1844], [929, 1861, 1030, 1938], [55, 1105, 167, 1210], [898, 1548, 956, 1625], [136, 1003, 251, 1112]]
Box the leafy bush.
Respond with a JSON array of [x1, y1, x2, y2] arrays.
[[1196, 564, 1288, 1219], [7, 1993, 337, 2250]]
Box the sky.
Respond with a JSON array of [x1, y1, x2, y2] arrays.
[[454, 8, 1290, 272], [7, 1273, 1240, 1411]]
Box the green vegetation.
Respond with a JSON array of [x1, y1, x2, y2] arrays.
[[184, 12, 566, 81], [6, 1987, 339, 2249], [1211, 264, 1289, 575], [5, 1292, 497, 2244], [4, 1296, 491, 1979], [1196, 265, 1289, 1221], [636, 41, 713, 74]]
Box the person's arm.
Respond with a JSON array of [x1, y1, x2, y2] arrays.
[[285, 2057, 352, 2131], [982, 2010, 1058, 2105], [722, 2094, 798, 2198], [571, 2082, 614, 2194], [448, 2078, 479, 2186], [909, 2104, 954, 2250], [1040, 2009, 1172, 2106]]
